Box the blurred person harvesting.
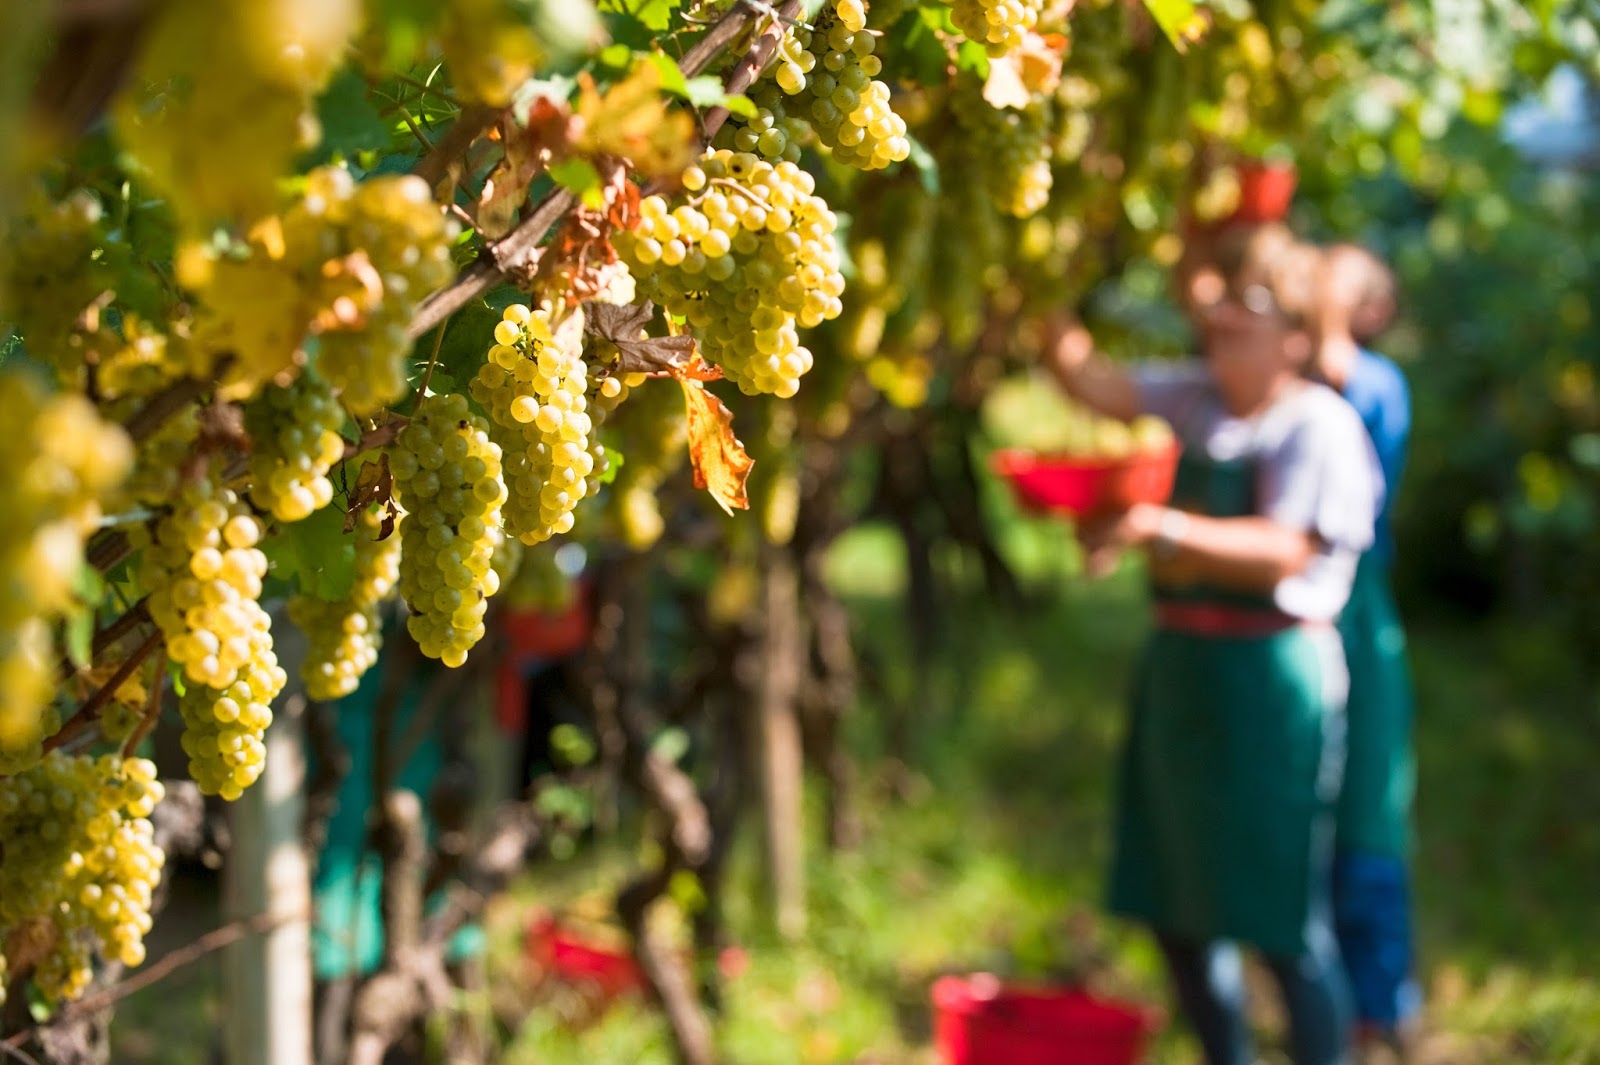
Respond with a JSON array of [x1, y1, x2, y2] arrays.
[[1045, 225, 1380, 1065], [1311, 244, 1422, 1048]]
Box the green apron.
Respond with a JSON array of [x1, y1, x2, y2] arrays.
[[1108, 448, 1346, 958], [1334, 552, 1414, 858]]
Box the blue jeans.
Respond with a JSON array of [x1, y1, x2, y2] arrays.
[[1333, 850, 1422, 1032], [1157, 919, 1354, 1065]]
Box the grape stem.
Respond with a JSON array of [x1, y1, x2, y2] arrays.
[[413, 315, 452, 405], [120, 667, 164, 758], [708, 177, 768, 207], [43, 628, 164, 754], [118, 357, 234, 445], [56, 595, 152, 681]]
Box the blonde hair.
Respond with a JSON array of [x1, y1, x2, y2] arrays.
[[1328, 242, 1398, 342]]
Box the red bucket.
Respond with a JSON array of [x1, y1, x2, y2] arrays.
[[1233, 159, 1298, 223], [525, 913, 645, 1002], [991, 443, 1181, 519], [933, 974, 1158, 1065]]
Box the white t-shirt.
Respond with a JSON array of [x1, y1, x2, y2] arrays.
[[1133, 361, 1383, 622]]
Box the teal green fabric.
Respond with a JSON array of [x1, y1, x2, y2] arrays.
[[1334, 553, 1414, 858], [1108, 447, 1343, 956], [310, 635, 486, 980], [1151, 449, 1276, 613]]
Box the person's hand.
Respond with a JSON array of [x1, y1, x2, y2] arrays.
[[1050, 314, 1095, 372], [1076, 503, 1164, 578]]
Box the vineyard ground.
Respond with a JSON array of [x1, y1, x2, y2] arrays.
[[109, 522, 1600, 1064]]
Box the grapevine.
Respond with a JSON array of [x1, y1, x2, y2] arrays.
[[245, 367, 348, 523]]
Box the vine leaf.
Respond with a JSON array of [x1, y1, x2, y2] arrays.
[[263, 503, 358, 602], [584, 300, 702, 373], [1142, 0, 1210, 52], [344, 455, 398, 539], [574, 62, 697, 179], [983, 31, 1068, 107], [670, 358, 752, 515]]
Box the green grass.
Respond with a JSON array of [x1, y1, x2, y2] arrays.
[[499, 518, 1600, 1064]]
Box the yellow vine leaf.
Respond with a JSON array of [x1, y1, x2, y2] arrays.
[[574, 63, 696, 179], [670, 356, 753, 515]]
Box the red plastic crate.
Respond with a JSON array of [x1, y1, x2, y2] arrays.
[[933, 974, 1157, 1065], [991, 443, 1181, 519]]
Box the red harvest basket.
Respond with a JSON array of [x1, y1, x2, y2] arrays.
[[933, 975, 1158, 1065], [1233, 159, 1298, 223], [991, 442, 1181, 518]]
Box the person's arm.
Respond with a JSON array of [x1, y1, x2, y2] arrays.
[[1043, 313, 1142, 422], [1080, 505, 1317, 593]]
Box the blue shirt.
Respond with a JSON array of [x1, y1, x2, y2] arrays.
[[1342, 349, 1410, 565]]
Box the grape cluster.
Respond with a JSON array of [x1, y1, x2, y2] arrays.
[[0, 190, 110, 386], [952, 80, 1053, 218], [469, 305, 593, 544], [0, 753, 166, 1004], [500, 542, 579, 612], [245, 368, 348, 523], [772, 0, 910, 170], [188, 250, 316, 399], [136, 476, 275, 692], [288, 504, 402, 701], [390, 393, 507, 666], [436, 0, 545, 106], [178, 653, 284, 800], [950, 0, 1042, 57], [0, 370, 134, 772], [713, 82, 809, 163], [620, 150, 844, 397], [112, 0, 360, 230], [290, 168, 459, 415]]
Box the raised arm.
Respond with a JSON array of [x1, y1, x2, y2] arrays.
[[1043, 313, 1142, 423]]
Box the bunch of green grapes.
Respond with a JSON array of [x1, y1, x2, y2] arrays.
[[86, 664, 155, 748], [0, 189, 110, 386], [583, 370, 648, 486], [112, 0, 359, 231], [187, 248, 316, 400], [949, 0, 1042, 57], [390, 393, 507, 666], [772, 0, 910, 170], [290, 168, 460, 415], [177, 648, 285, 800], [712, 81, 808, 163], [468, 305, 593, 544], [0, 753, 165, 1003], [437, 0, 545, 106], [288, 504, 402, 701], [0, 370, 134, 771], [245, 367, 347, 522], [601, 380, 688, 551], [134, 475, 274, 693], [619, 150, 844, 397], [951, 79, 1053, 219], [833, 177, 936, 360], [94, 317, 197, 403], [928, 167, 1005, 348]]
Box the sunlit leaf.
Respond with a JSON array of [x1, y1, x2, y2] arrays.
[[671, 357, 752, 514]]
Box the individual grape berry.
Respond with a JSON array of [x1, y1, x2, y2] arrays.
[[469, 304, 593, 544], [288, 504, 401, 700], [619, 150, 844, 398], [245, 367, 348, 522], [390, 392, 506, 666]]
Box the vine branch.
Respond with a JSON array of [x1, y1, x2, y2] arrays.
[[43, 629, 163, 754]]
